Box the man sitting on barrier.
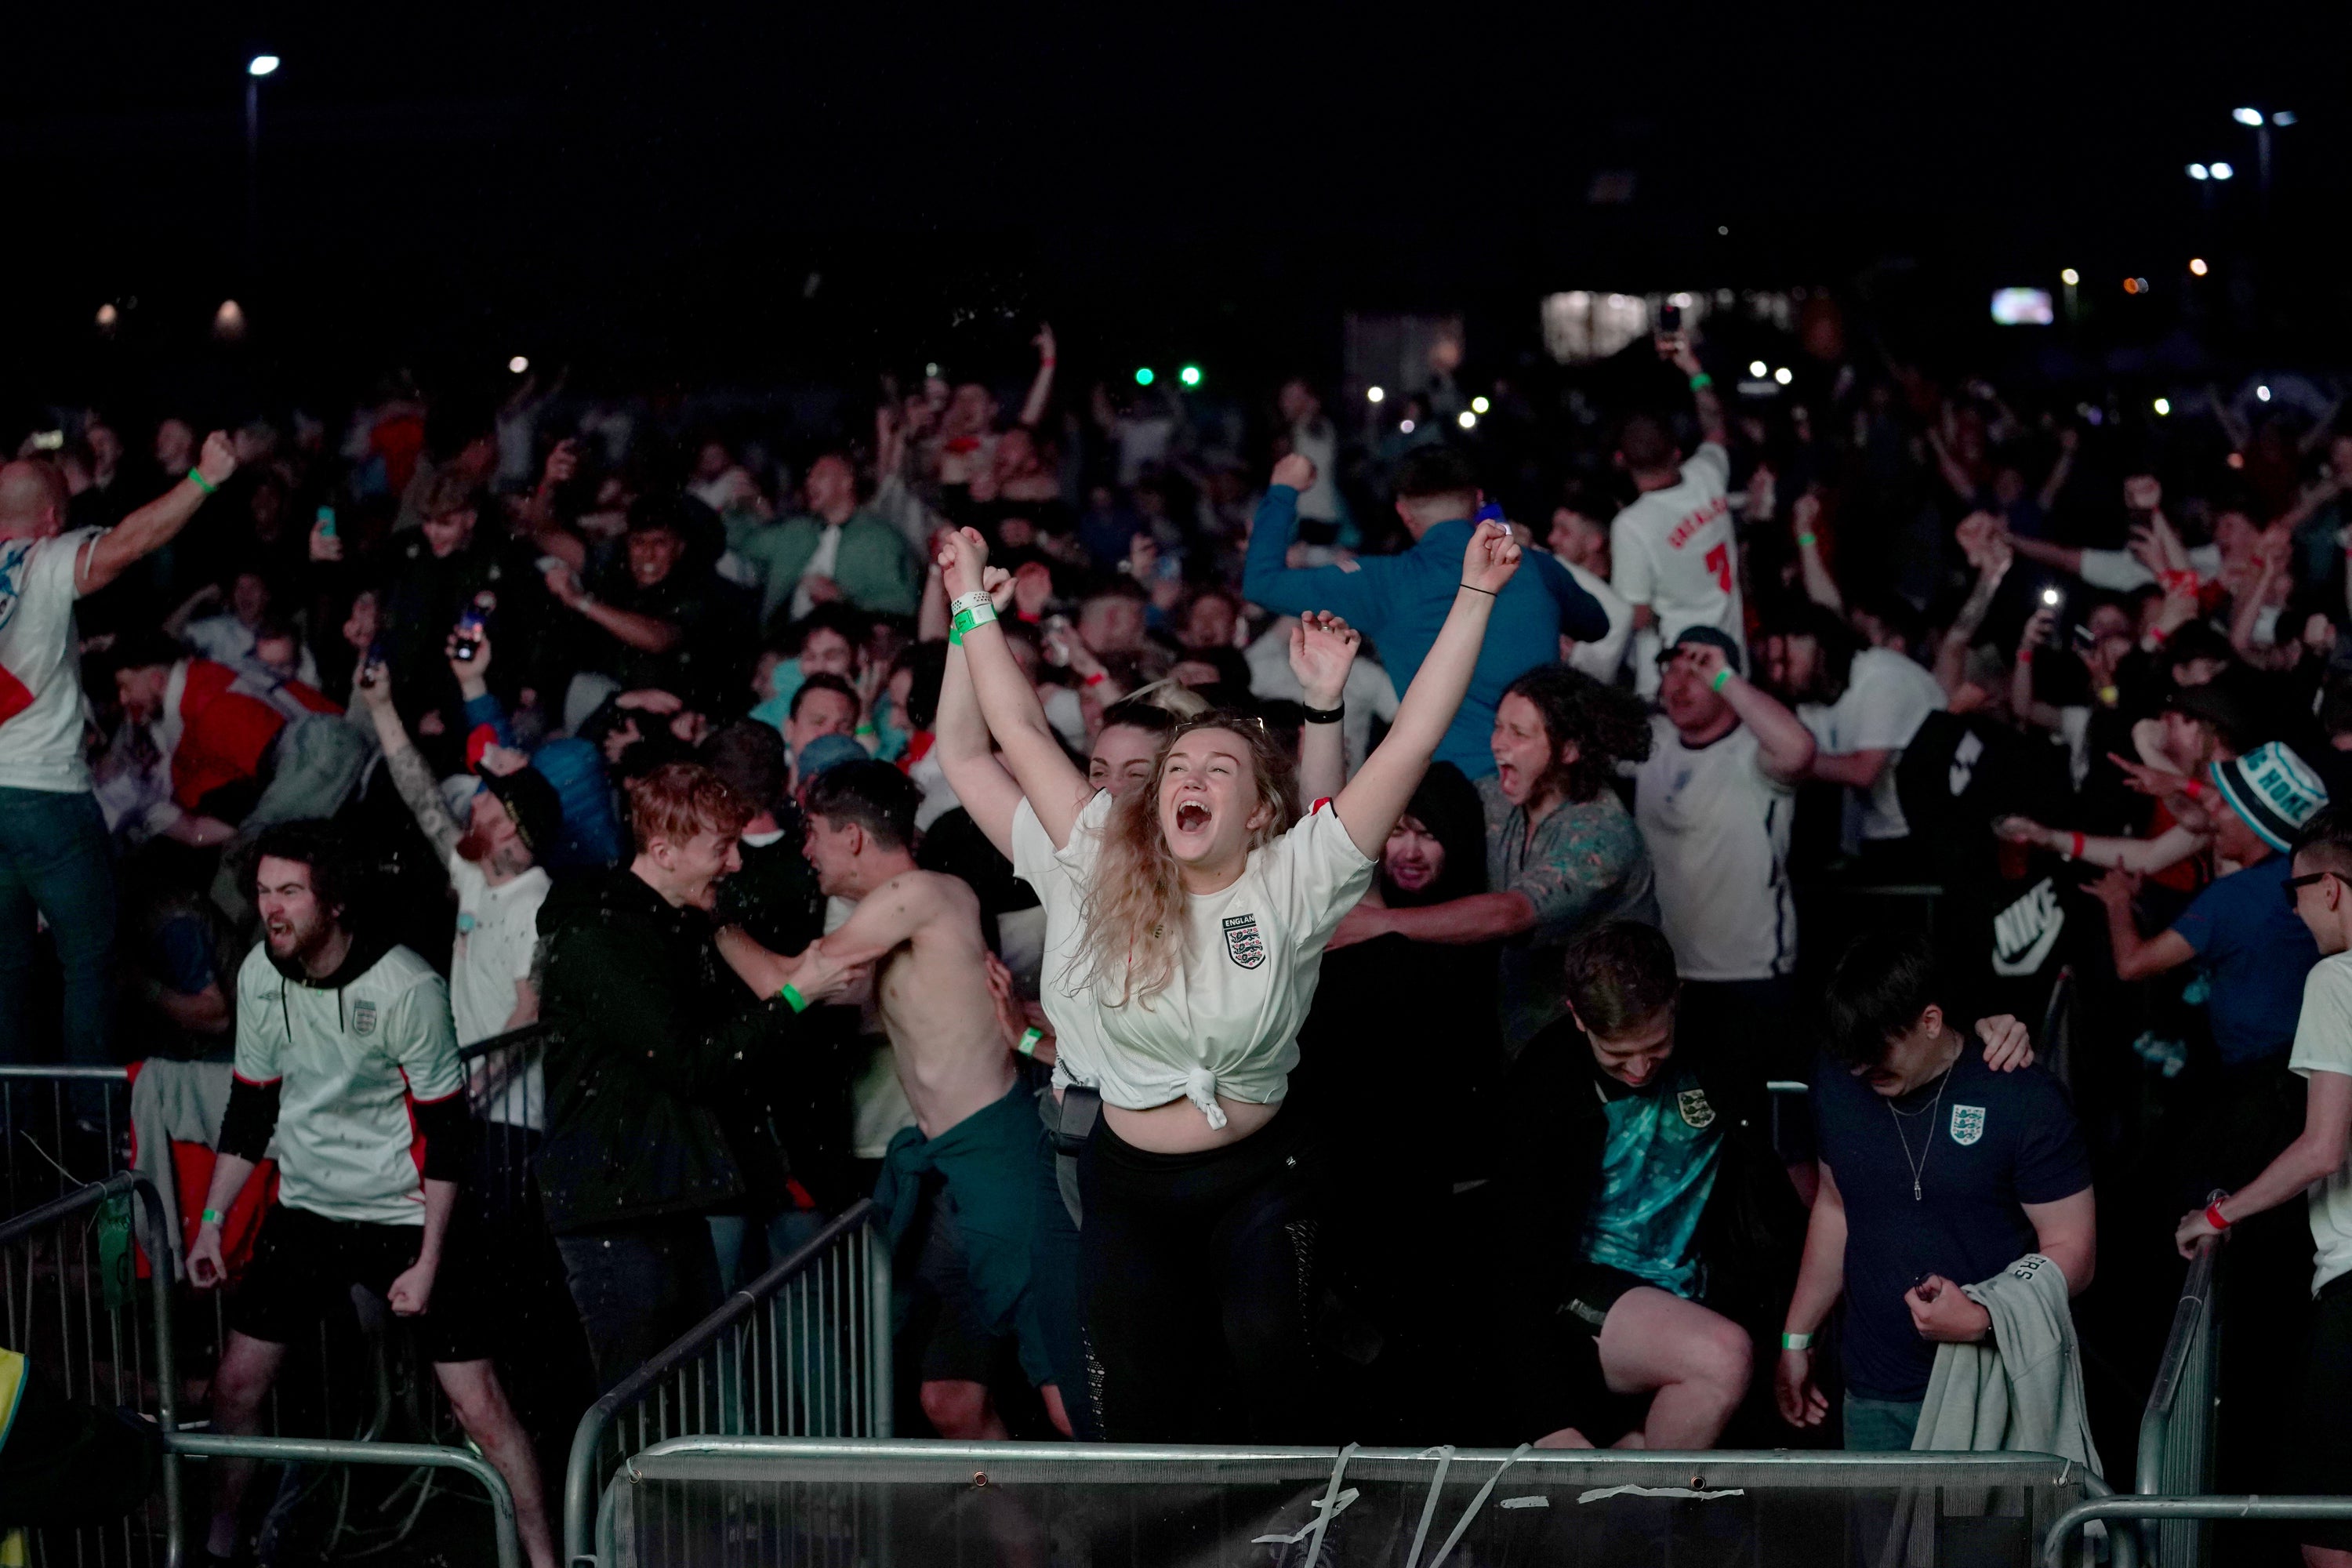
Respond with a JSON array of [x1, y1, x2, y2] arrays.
[[1778, 931, 2094, 1453], [718, 760, 1066, 1438], [1497, 920, 1807, 1450], [187, 820, 559, 1568]]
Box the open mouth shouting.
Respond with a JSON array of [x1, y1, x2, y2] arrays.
[[1173, 799, 1213, 837]]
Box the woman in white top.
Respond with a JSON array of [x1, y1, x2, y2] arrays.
[[933, 520, 1521, 1440]]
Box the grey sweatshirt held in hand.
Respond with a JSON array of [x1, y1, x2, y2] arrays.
[[1911, 1251, 2103, 1479]]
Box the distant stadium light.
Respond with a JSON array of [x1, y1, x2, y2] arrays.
[[1471, 396, 1490, 415], [2189, 257, 2209, 277], [2210, 162, 2234, 180], [509, 355, 529, 374], [1134, 367, 1155, 387], [1178, 365, 1202, 387], [1457, 410, 1478, 430], [2154, 397, 2172, 416], [248, 54, 280, 77], [1366, 386, 1385, 404], [2060, 268, 2080, 285], [2233, 107, 2264, 126], [1772, 367, 1793, 386], [2258, 384, 2273, 402]]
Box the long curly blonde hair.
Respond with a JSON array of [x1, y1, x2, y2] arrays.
[[1072, 712, 1299, 1008]]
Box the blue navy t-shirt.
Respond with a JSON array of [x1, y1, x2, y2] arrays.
[[1811, 1044, 2092, 1400], [2170, 856, 2321, 1067]]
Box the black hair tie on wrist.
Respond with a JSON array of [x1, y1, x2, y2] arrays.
[[1300, 703, 1344, 725]]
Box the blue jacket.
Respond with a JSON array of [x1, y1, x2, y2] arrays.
[[1242, 485, 1609, 777]]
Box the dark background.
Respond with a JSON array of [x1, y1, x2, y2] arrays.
[[9, 3, 2352, 405]]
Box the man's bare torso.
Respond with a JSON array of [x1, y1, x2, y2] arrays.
[[868, 871, 1014, 1136]]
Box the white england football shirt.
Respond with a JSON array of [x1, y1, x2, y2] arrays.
[[1609, 444, 1740, 695], [0, 528, 103, 793]]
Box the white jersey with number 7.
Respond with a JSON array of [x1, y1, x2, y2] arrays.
[[1610, 441, 1742, 668]]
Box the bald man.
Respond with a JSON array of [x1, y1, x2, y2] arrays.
[[1, 431, 237, 1082]]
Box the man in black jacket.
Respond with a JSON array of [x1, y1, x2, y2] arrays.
[[535, 761, 860, 1391], [1494, 920, 1808, 1450]]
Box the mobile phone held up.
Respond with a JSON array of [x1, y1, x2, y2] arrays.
[[451, 591, 496, 662], [315, 505, 336, 540], [1657, 303, 1682, 336], [358, 642, 386, 689]]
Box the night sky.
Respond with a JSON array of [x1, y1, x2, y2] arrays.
[[10, 5, 2352, 397]]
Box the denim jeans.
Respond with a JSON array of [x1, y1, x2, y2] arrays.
[[554, 1216, 724, 1395], [1843, 1391, 1924, 1451], [0, 788, 117, 1077]]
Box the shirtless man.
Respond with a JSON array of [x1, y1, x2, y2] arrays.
[[717, 758, 1062, 1437]]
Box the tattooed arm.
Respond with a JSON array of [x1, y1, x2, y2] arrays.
[[354, 662, 466, 864]]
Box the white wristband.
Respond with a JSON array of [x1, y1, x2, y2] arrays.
[[949, 589, 994, 616]]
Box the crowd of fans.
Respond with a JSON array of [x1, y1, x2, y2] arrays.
[[9, 316, 2352, 1563]]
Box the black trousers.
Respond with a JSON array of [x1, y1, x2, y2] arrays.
[[1077, 1108, 1328, 1443], [554, 1214, 724, 1396]]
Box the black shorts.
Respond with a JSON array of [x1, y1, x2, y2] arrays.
[[230, 1203, 493, 1365], [1559, 1262, 1654, 1340], [2288, 1272, 2352, 1550]]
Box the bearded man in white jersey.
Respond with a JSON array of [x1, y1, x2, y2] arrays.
[[187, 820, 557, 1568], [718, 758, 1066, 1438]]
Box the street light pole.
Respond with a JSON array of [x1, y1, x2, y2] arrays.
[[244, 75, 258, 276], [244, 54, 279, 285]]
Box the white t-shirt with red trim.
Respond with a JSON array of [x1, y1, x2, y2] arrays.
[[0, 527, 103, 793], [233, 942, 463, 1226]]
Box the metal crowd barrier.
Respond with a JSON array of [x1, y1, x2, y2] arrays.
[[0, 1171, 180, 1566], [0, 1065, 135, 1218], [586, 1440, 2113, 1568], [2135, 1230, 2223, 1566], [2044, 1496, 2352, 1568], [1, 1170, 522, 1566], [563, 1201, 893, 1566]]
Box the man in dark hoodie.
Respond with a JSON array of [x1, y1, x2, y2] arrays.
[[187, 820, 557, 1568], [533, 761, 862, 1390]]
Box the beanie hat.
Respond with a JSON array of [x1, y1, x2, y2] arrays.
[[2210, 741, 2328, 852]]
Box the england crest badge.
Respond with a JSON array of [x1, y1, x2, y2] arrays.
[[351, 999, 378, 1037], [1676, 1088, 1716, 1130], [1950, 1104, 1986, 1146], [1222, 913, 1266, 971]]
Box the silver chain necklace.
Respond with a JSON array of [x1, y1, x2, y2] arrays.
[[1886, 1062, 1952, 1203]]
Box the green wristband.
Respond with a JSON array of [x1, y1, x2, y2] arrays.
[[1687, 372, 1714, 392], [187, 470, 219, 496], [779, 983, 808, 1014], [1781, 1331, 1813, 1350], [1711, 668, 1733, 693], [201, 1207, 227, 1225], [950, 604, 998, 640], [1796, 532, 1818, 548]]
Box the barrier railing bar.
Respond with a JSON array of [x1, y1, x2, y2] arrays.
[[2045, 1496, 2352, 1568], [165, 1433, 519, 1568], [0, 1065, 134, 1080], [612, 1435, 2096, 1475], [2138, 1231, 2220, 1494], [561, 1200, 883, 1566]]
